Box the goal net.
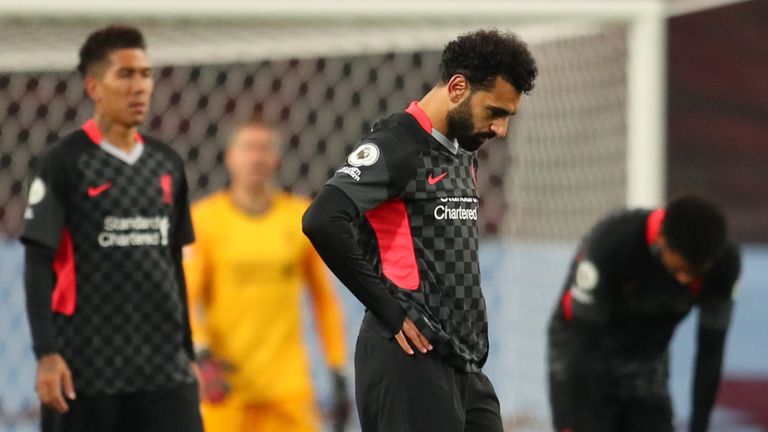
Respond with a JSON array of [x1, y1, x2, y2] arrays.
[[0, 2, 673, 430]]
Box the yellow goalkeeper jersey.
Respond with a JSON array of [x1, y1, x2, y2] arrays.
[[184, 190, 346, 402]]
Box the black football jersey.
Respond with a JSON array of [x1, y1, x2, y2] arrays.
[[548, 209, 740, 394], [327, 102, 488, 372], [21, 120, 195, 394]]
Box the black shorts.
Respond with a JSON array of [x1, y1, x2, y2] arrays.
[[41, 382, 202, 432], [354, 312, 502, 432], [548, 370, 673, 432]]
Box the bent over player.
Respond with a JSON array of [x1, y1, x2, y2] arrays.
[[21, 25, 202, 432], [548, 195, 740, 432], [303, 30, 537, 432]]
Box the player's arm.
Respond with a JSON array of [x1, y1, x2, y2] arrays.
[[24, 241, 76, 413], [552, 217, 621, 427], [302, 244, 350, 430], [173, 246, 195, 359], [181, 205, 211, 357], [172, 165, 233, 402], [558, 250, 614, 376], [20, 148, 76, 413], [689, 245, 741, 432], [172, 163, 197, 362], [303, 136, 430, 355], [182, 200, 232, 403], [24, 243, 58, 359], [562, 217, 620, 330], [303, 187, 405, 337]]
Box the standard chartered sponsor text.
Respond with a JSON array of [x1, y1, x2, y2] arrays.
[[434, 196, 479, 221], [104, 216, 168, 231], [99, 215, 170, 247], [439, 197, 478, 203], [434, 205, 478, 221]]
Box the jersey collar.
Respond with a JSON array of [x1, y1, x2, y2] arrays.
[[82, 119, 145, 165], [405, 101, 459, 154], [645, 208, 666, 245], [100, 139, 144, 165]]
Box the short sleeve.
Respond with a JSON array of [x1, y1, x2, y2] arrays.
[[21, 149, 68, 250], [568, 257, 612, 323], [567, 216, 627, 323], [698, 244, 740, 330], [326, 130, 416, 213]]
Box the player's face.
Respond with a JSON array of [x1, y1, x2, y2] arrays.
[[89, 48, 153, 128], [225, 126, 280, 190], [657, 235, 703, 285], [448, 77, 521, 151]]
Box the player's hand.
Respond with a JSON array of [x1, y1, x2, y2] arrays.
[[197, 351, 233, 404], [394, 317, 433, 355], [36, 353, 76, 413], [330, 368, 351, 432]]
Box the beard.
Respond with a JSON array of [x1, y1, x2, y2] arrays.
[[446, 97, 495, 152]]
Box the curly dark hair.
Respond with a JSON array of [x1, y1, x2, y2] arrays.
[[662, 194, 727, 268], [78, 25, 146, 76], [440, 29, 538, 94]]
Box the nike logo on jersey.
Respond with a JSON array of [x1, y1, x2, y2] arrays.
[[87, 182, 112, 197], [428, 172, 448, 185]]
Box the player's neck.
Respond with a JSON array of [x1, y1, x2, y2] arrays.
[[94, 114, 138, 152], [229, 184, 274, 216], [418, 89, 450, 137]]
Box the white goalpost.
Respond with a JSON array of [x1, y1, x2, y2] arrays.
[[2, 0, 671, 214]]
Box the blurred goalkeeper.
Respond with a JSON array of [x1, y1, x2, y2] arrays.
[[548, 194, 741, 432], [184, 119, 350, 432]]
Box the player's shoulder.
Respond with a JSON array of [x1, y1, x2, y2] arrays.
[[39, 129, 93, 162], [267, 192, 311, 221], [579, 209, 650, 270], [588, 209, 648, 247], [360, 113, 424, 155], [274, 191, 311, 210]]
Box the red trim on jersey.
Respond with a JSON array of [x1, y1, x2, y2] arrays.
[[562, 289, 574, 321], [52, 229, 77, 315], [365, 199, 420, 290], [81, 119, 144, 145], [160, 173, 173, 204], [82, 119, 102, 144], [689, 277, 704, 297], [645, 208, 666, 245], [405, 101, 432, 133]]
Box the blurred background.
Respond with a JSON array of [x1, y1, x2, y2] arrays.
[[0, 0, 766, 430]]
